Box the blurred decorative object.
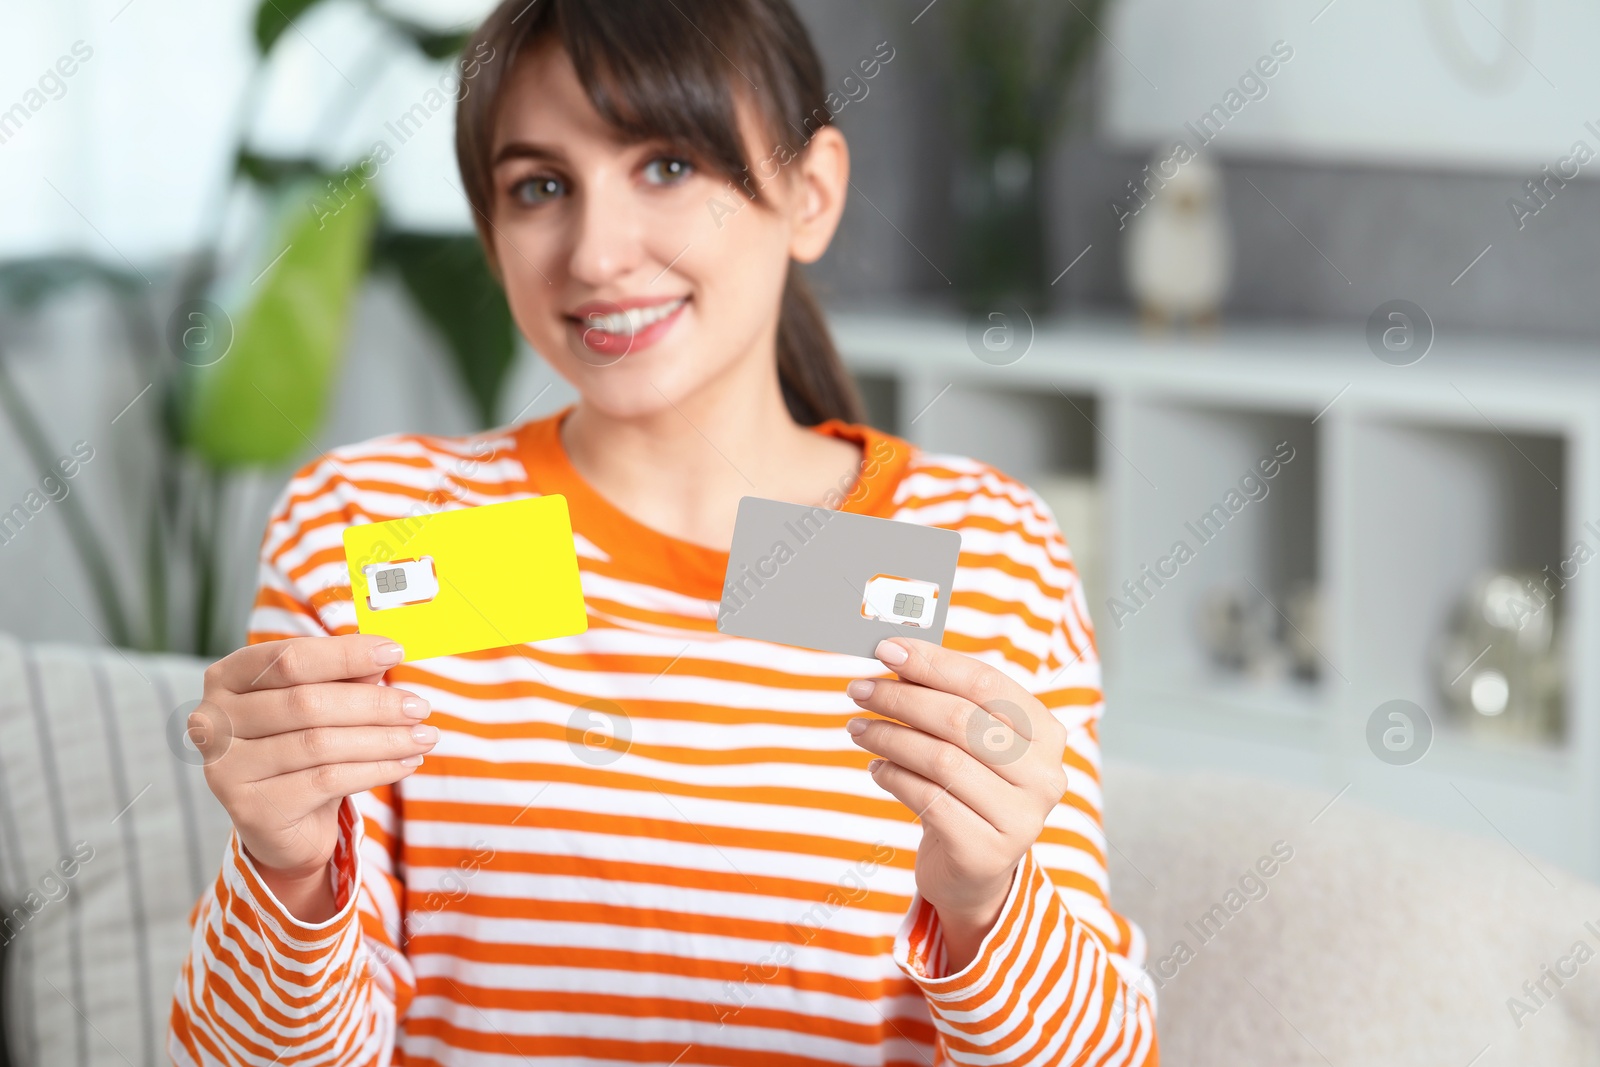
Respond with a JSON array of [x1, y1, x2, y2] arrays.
[[1433, 571, 1564, 743], [1195, 580, 1280, 679], [1195, 577, 1320, 683], [946, 0, 1110, 310], [0, 0, 514, 657], [1283, 580, 1322, 682], [1124, 152, 1233, 329], [1032, 473, 1104, 625]]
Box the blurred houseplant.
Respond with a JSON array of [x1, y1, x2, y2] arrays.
[[946, 0, 1109, 310], [0, 0, 516, 657]]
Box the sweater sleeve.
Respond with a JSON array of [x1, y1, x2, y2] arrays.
[[890, 487, 1159, 1065], [168, 459, 416, 1065]]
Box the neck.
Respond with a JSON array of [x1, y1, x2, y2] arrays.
[[560, 341, 861, 549]]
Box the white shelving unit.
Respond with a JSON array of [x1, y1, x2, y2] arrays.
[[831, 309, 1600, 880]]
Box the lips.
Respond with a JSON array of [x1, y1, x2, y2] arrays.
[[567, 296, 689, 358]]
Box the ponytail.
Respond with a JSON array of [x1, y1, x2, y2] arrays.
[[776, 265, 864, 426]]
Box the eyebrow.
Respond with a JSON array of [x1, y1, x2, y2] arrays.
[[492, 141, 567, 168]]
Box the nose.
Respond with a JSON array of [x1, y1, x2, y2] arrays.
[[566, 171, 644, 289]]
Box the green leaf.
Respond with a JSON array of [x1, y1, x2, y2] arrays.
[[408, 27, 472, 60], [414, 31, 471, 59], [184, 175, 378, 467], [373, 232, 514, 428], [236, 150, 324, 188], [254, 0, 326, 55]]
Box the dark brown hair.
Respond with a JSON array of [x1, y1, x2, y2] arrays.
[[454, 0, 864, 427]]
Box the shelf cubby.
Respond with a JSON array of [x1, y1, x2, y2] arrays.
[[1335, 417, 1565, 720], [1102, 397, 1320, 695], [904, 381, 1098, 483], [1328, 413, 1581, 867]]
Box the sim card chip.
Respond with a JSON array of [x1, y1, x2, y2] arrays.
[[363, 557, 439, 611], [862, 575, 939, 628], [894, 592, 924, 617], [374, 567, 408, 593]]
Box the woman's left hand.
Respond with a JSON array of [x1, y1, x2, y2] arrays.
[[845, 637, 1069, 971]]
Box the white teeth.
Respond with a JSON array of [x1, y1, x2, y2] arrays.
[[585, 298, 686, 336]]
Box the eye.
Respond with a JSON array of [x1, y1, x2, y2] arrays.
[[642, 156, 694, 186], [511, 175, 565, 205]]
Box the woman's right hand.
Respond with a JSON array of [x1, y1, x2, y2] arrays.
[[191, 635, 437, 920]]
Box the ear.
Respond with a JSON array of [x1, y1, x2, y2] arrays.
[[787, 125, 850, 265]]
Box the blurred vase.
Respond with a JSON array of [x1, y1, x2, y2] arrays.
[[943, 0, 1108, 312], [954, 146, 1049, 312]]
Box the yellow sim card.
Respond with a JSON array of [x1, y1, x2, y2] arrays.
[[342, 495, 588, 662]]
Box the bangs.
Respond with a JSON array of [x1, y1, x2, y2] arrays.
[[559, 2, 768, 186], [478, 0, 825, 198]]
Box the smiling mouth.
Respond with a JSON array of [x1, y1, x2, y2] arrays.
[[573, 297, 689, 337]]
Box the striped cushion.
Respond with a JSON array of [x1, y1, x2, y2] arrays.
[[0, 633, 230, 1067]]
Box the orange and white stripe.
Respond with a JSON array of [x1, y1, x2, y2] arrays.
[[169, 411, 1158, 1066]]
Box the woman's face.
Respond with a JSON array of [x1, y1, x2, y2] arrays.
[[486, 40, 845, 420]]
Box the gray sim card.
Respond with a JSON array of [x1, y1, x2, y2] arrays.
[[716, 496, 963, 658]]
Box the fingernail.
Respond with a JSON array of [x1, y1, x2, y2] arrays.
[[400, 755, 424, 767], [847, 679, 875, 701], [867, 758, 885, 772], [401, 696, 430, 719], [846, 717, 868, 736], [411, 724, 439, 745], [373, 642, 405, 667], [874, 640, 908, 666]]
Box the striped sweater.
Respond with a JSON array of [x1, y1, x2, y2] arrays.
[[169, 410, 1158, 1066]]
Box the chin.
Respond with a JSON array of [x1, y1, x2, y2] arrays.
[[552, 348, 708, 421]]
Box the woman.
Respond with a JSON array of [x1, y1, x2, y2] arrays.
[[169, 0, 1157, 1063]]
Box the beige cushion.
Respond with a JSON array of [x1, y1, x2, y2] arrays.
[[0, 634, 229, 1067], [1103, 760, 1600, 1066]]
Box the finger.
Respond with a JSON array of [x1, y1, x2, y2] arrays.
[[848, 678, 1035, 785], [849, 718, 1017, 832], [217, 636, 405, 694], [237, 724, 439, 782], [873, 638, 1026, 701], [871, 638, 1053, 747], [258, 758, 426, 812], [866, 757, 996, 843], [232, 683, 430, 739]]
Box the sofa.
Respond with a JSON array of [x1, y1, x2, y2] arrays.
[[1, 631, 1597, 1066]]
